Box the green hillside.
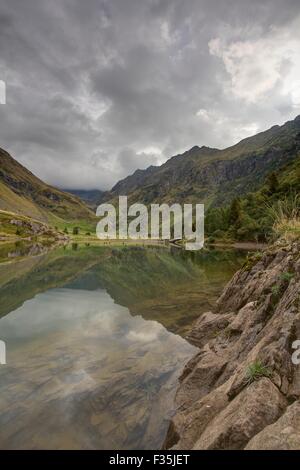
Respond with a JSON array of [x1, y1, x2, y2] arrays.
[[206, 154, 300, 242], [0, 147, 95, 225]]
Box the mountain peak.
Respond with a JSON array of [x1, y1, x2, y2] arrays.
[[188, 145, 215, 153], [200, 145, 211, 150]]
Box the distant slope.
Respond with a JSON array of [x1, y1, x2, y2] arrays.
[[102, 115, 300, 207], [0, 148, 95, 223], [63, 189, 104, 209]]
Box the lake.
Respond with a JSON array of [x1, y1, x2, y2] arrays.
[[0, 244, 245, 449]]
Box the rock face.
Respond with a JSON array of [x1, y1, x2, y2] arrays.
[[164, 242, 300, 450]]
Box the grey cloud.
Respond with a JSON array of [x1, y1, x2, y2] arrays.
[[0, 0, 300, 190]]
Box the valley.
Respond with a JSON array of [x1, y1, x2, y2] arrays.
[[1, 116, 300, 247]]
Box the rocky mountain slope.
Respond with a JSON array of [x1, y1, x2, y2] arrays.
[[164, 241, 300, 450], [102, 116, 300, 207], [0, 147, 95, 223]]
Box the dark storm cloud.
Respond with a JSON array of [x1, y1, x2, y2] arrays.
[[0, 0, 300, 189]]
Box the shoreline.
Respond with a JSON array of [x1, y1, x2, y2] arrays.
[[0, 235, 268, 251], [164, 240, 300, 450], [208, 241, 268, 250]]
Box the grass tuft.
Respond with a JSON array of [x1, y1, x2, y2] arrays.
[[245, 360, 272, 385], [266, 194, 300, 241]]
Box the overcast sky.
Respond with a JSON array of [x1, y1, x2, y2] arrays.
[[0, 0, 300, 190]]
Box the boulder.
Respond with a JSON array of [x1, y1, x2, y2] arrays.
[[245, 400, 300, 450], [193, 378, 287, 450]]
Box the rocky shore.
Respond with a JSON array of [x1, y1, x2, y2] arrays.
[[164, 241, 300, 450]]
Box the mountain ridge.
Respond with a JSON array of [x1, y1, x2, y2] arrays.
[[100, 115, 300, 208]]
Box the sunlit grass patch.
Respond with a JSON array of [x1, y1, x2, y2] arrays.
[[266, 194, 300, 241]]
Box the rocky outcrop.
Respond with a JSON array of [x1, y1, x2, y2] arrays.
[[9, 217, 69, 242], [164, 241, 300, 449], [0, 210, 69, 245]]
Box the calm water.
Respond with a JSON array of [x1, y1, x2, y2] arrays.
[[0, 244, 245, 449]]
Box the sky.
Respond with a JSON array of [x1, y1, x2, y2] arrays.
[[0, 0, 300, 190]]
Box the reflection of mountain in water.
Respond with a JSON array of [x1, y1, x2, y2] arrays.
[[0, 245, 245, 335], [0, 244, 245, 449], [91, 246, 246, 335], [0, 244, 112, 319]]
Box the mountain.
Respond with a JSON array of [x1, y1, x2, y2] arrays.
[[102, 115, 300, 207], [2, 115, 299, 233], [206, 152, 300, 242], [63, 189, 104, 209], [0, 147, 95, 224]]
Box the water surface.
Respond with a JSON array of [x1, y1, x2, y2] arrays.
[[0, 244, 245, 449]]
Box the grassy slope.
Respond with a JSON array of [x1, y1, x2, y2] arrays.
[[0, 147, 96, 226], [0, 180, 45, 220]]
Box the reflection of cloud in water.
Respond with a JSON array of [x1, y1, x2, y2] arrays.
[[0, 284, 195, 449], [126, 321, 163, 343], [0, 288, 130, 341]]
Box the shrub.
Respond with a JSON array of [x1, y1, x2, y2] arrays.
[[72, 227, 79, 235], [212, 229, 226, 238], [266, 172, 279, 194], [235, 214, 260, 241]]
